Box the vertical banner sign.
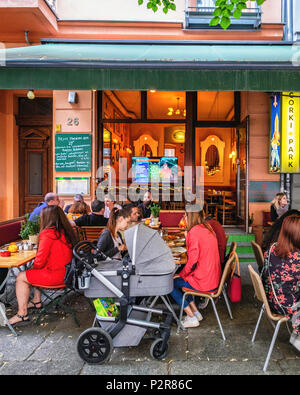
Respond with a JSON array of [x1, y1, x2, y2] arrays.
[[269, 94, 281, 173], [281, 92, 300, 173]]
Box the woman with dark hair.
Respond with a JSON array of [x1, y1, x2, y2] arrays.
[[96, 208, 129, 259], [262, 209, 300, 254], [171, 209, 221, 328], [262, 215, 300, 351], [8, 205, 77, 326]]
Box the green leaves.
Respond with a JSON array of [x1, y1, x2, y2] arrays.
[[209, 0, 266, 30], [138, 0, 266, 30], [138, 0, 176, 14]]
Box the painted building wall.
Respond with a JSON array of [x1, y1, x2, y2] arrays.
[[56, 0, 281, 24], [241, 91, 281, 244]]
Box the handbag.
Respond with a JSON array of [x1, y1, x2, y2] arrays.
[[227, 252, 242, 303]]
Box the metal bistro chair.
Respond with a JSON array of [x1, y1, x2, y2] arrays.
[[248, 265, 289, 373], [251, 240, 265, 273], [177, 252, 237, 340]]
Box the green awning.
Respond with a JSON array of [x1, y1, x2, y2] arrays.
[[1, 41, 300, 91]]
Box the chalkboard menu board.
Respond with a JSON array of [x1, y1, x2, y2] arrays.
[[55, 133, 91, 172]]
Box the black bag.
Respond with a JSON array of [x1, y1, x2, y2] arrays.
[[64, 257, 78, 289]]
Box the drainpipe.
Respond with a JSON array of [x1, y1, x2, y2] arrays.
[[284, 0, 294, 42]]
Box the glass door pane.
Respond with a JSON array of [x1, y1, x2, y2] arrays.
[[236, 116, 249, 232]]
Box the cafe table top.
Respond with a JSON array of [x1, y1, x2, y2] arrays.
[[0, 250, 36, 268]]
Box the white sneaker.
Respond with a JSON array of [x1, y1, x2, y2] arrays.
[[289, 331, 300, 352], [194, 311, 203, 322], [181, 315, 199, 328]]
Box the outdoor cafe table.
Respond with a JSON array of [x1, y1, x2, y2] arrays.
[[0, 250, 36, 336]]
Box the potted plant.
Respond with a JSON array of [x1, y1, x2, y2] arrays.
[[20, 214, 40, 244], [150, 203, 161, 226], [248, 213, 254, 234]]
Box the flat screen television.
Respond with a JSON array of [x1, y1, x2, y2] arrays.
[[132, 157, 178, 183]]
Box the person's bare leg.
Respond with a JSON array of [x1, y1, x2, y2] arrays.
[[8, 272, 31, 325], [28, 288, 42, 308], [189, 301, 200, 314], [184, 306, 195, 317]]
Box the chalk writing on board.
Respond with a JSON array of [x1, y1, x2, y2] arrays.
[[55, 134, 91, 172]]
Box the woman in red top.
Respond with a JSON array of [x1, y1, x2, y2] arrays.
[[8, 205, 77, 326], [171, 209, 221, 328]]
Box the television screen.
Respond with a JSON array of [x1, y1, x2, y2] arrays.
[[159, 157, 178, 183], [132, 157, 178, 183], [132, 157, 149, 183]]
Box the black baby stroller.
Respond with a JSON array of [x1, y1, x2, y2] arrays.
[[73, 223, 176, 364]]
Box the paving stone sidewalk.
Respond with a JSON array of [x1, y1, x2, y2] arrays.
[[0, 263, 299, 376]]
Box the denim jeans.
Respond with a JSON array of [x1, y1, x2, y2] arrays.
[[171, 277, 197, 309]]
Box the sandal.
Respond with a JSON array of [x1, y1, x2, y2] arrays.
[[7, 314, 30, 327], [28, 301, 43, 310]]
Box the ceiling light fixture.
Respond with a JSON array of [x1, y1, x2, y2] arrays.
[[167, 97, 186, 117], [27, 89, 35, 100]]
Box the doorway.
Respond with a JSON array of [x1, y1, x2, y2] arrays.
[[17, 97, 53, 216]]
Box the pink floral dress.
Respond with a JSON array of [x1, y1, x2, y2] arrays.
[[262, 244, 300, 335]]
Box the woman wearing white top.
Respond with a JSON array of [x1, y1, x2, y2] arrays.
[[103, 194, 122, 219]]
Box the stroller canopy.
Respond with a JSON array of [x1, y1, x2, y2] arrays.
[[124, 224, 175, 276]]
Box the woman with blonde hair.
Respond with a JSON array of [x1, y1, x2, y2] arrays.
[[270, 192, 289, 222], [171, 207, 221, 328]]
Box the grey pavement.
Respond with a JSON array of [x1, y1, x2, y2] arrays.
[[0, 263, 299, 376]]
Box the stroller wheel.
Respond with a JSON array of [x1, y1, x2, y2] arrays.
[[150, 338, 168, 361], [77, 327, 113, 364]]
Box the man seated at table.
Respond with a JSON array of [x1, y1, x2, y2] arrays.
[[123, 203, 142, 227], [29, 192, 61, 221], [138, 191, 152, 219], [70, 200, 108, 227]]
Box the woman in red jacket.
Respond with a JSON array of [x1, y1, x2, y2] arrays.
[[171, 209, 221, 328], [8, 205, 77, 326]]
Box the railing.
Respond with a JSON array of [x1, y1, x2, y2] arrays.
[[45, 0, 56, 13], [185, 0, 262, 29]]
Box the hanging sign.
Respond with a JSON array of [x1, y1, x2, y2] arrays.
[[281, 92, 300, 173], [269, 94, 281, 173]]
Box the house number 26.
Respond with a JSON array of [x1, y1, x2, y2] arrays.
[[67, 117, 79, 126]]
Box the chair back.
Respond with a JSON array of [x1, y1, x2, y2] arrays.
[[251, 240, 264, 270], [228, 241, 237, 256], [77, 226, 105, 242], [248, 265, 288, 322], [215, 251, 236, 297]]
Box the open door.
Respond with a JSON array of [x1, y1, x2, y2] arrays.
[[236, 116, 249, 233]]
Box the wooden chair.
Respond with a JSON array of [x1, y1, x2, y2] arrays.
[[216, 191, 236, 225], [248, 265, 289, 372], [76, 226, 105, 242], [177, 252, 237, 340], [32, 283, 80, 327], [251, 240, 264, 272]]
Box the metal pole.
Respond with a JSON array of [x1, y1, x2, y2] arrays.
[[286, 0, 294, 42]]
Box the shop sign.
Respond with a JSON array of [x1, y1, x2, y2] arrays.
[[269, 94, 281, 173], [281, 92, 300, 173]]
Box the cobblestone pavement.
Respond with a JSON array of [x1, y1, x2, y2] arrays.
[[0, 263, 299, 376]]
